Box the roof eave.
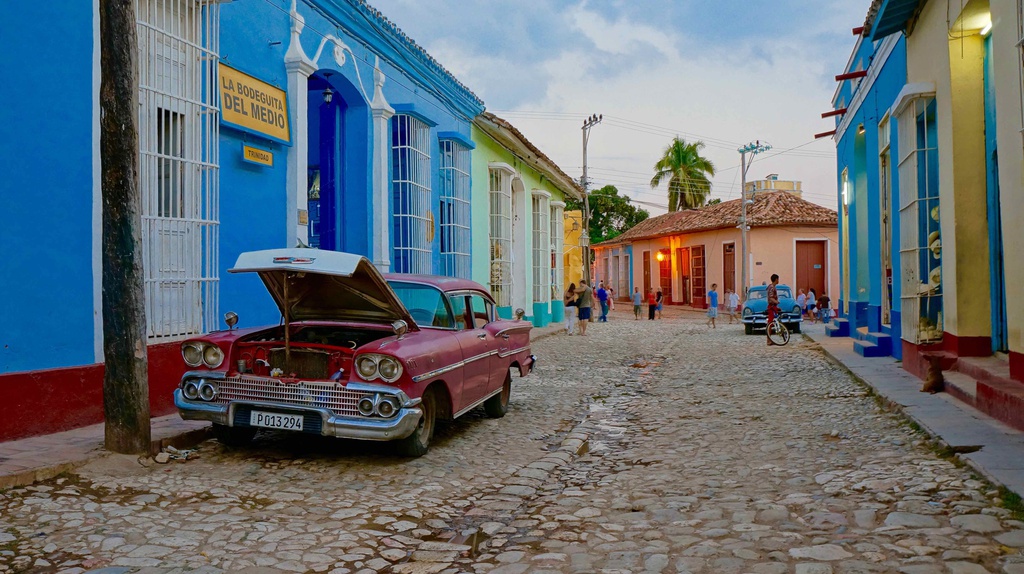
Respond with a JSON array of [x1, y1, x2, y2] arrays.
[[474, 114, 583, 200]]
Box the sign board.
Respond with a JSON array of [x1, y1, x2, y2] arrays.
[[220, 64, 290, 144], [813, 264, 823, 269], [242, 145, 273, 167]]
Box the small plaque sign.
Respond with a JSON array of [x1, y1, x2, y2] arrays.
[[242, 145, 273, 167]]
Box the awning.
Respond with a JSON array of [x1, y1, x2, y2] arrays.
[[870, 0, 922, 41]]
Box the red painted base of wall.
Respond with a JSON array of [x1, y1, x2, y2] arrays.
[[901, 333, 991, 380], [1011, 351, 1024, 383], [0, 342, 185, 443]]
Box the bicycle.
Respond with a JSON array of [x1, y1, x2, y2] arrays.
[[766, 304, 790, 346]]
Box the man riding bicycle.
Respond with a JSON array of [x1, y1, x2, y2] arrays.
[[766, 273, 781, 346]]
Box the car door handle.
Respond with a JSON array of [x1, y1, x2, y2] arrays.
[[501, 334, 510, 340], [477, 333, 487, 340]]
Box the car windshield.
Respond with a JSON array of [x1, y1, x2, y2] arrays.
[[387, 281, 454, 328], [778, 288, 793, 299], [747, 290, 765, 300]]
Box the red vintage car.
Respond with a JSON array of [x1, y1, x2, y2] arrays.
[[174, 248, 535, 457]]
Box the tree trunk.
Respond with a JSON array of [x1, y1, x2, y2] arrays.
[[100, 0, 151, 454]]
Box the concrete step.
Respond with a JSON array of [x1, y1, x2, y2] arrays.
[[957, 356, 1012, 382], [976, 377, 1024, 432], [825, 318, 850, 338], [853, 339, 888, 357], [941, 371, 979, 408]]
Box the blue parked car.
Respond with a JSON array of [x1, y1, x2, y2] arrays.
[[741, 285, 803, 335]]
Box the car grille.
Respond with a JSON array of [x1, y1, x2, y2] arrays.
[[217, 375, 369, 417]]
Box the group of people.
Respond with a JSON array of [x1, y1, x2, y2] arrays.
[[560, 274, 834, 339]]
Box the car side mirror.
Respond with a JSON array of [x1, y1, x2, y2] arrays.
[[392, 320, 408, 340], [224, 311, 238, 330], [514, 308, 526, 321]]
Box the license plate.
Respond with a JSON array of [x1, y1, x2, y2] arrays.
[[249, 411, 304, 431]]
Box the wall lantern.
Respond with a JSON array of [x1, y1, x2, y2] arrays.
[[656, 251, 665, 262], [322, 72, 334, 105]]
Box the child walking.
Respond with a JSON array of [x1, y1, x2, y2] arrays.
[[706, 283, 719, 328]]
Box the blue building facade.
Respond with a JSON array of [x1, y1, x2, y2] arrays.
[[0, 0, 487, 440], [828, 25, 908, 359]]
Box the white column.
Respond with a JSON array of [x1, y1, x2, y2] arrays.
[[370, 59, 394, 271], [285, 59, 315, 247]]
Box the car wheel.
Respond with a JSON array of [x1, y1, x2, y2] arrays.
[[484, 370, 512, 418], [212, 424, 256, 447], [397, 388, 437, 457], [744, 324, 753, 335], [790, 323, 801, 334]]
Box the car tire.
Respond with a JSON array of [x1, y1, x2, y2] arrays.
[[744, 324, 753, 335], [484, 370, 512, 418], [790, 323, 801, 334], [212, 424, 256, 447], [397, 388, 437, 457]]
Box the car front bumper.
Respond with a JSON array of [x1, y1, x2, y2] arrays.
[[742, 314, 803, 326], [175, 389, 423, 441]]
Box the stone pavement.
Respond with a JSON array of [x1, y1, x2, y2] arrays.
[[1, 308, 1023, 573], [804, 324, 1024, 498]]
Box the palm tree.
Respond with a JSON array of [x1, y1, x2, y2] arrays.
[[650, 137, 717, 211]]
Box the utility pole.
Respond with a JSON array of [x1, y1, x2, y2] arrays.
[[737, 140, 771, 299], [100, 0, 151, 453], [581, 113, 602, 292]]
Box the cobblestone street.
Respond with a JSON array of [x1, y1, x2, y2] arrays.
[[2, 309, 1023, 574]]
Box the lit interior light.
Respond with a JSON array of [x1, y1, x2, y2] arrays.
[[981, 21, 992, 36]]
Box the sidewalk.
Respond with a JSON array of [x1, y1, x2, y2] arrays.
[[0, 322, 568, 490], [804, 322, 1024, 497]]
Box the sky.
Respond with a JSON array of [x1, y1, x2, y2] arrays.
[[369, 0, 873, 215]]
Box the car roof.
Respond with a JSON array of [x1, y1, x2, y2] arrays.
[[749, 284, 792, 291], [383, 274, 490, 294]]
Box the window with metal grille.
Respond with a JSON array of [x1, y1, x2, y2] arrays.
[[550, 202, 565, 299], [391, 114, 432, 274], [489, 168, 513, 307], [897, 96, 942, 344], [438, 139, 470, 278], [691, 246, 706, 299], [532, 192, 550, 303], [137, 0, 220, 339]]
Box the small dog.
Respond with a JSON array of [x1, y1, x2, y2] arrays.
[[920, 355, 944, 394]]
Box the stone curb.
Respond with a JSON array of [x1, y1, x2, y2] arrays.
[[0, 425, 212, 490], [803, 333, 1020, 498]]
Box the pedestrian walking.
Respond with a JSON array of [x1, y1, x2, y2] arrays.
[[728, 289, 740, 324], [706, 283, 719, 328], [817, 291, 832, 324], [563, 283, 577, 335], [597, 282, 610, 322], [807, 288, 818, 323], [575, 280, 593, 335], [655, 289, 664, 319], [632, 287, 643, 320], [766, 274, 781, 346], [796, 289, 807, 320], [608, 288, 616, 311], [647, 289, 657, 320]]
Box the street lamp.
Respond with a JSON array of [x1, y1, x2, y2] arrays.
[[737, 140, 771, 297], [581, 113, 602, 290]]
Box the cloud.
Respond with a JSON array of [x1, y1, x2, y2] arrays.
[[367, 0, 875, 212]]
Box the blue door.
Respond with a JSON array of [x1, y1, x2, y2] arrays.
[[984, 35, 1007, 352]]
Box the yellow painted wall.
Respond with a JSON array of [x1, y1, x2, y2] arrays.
[[991, 0, 1024, 355], [906, 0, 992, 340], [563, 210, 586, 290]]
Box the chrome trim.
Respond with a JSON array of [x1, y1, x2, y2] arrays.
[[453, 387, 503, 419], [494, 326, 531, 338], [464, 350, 497, 363], [498, 345, 530, 358], [175, 390, 423, 441], [411, 361, 463, 383]]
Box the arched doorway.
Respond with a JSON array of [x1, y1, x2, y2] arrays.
[[306, 70, 369, 253]]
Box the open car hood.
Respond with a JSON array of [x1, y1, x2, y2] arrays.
[[230, 249, 417, 328]]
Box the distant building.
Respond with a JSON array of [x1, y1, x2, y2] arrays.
[[592, 188, 838, 310]]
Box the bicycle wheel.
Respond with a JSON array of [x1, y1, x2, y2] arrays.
[[767, 320, 790, 346]]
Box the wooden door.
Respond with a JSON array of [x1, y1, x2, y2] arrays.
[[676, 247, 690, 305], [643, 251, 651, 295], [795, 241, 826, 298], [658, 249, 672, 304], [723, 243, 736, 294], [691, 246, 706, 308]]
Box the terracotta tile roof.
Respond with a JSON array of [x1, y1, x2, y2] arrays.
[[596, 191, 837, 246]]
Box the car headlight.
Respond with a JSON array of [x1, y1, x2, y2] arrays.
[[742, 308, 753, 317], [182, 342, 204, 367], [377, 357, 402, 382], [792, 306, 801, 315], [356, 356, 378, 380], [203, 345, 224, 368]]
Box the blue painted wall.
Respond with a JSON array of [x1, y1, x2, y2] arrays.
[[0, 3, 97, 372], [834, 35, 907, 356]]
